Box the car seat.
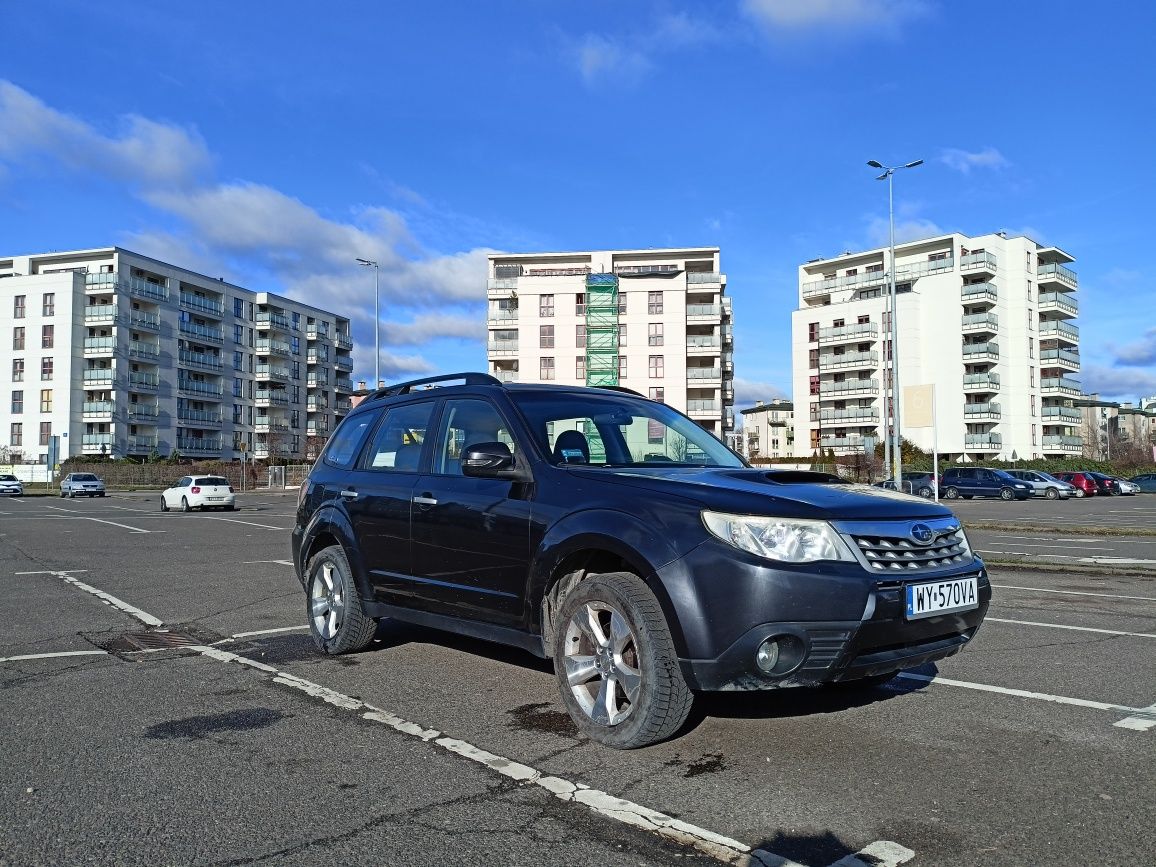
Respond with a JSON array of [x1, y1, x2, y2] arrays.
[[553, 429, 590, 464]]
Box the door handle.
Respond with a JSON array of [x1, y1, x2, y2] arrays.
[[339, 489, 359, 500], [413, 495, 438, 507]]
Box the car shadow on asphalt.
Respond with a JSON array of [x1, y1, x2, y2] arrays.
[[748, 829, 884, 867]]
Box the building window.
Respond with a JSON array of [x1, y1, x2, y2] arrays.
[[1026, 280, 1033, 301], [13, 327, 25, 350], [1030, 395, 1036, 416], [40, 358, 52, 381], [39, 421, 51, 446], [233, 404, 243, 424], [1027, 309, 1033, 330], [13, 296, 25, 319], [11, 390, 23, 413], [575, 293, 585, 315], [576, 325, 586, 348], [1028, 338, 1034, 359], [12, 359, 23, 382], [808, 322, 819, 342], [618, 356, 627, 377], [649, 387, 665, 402], [540, 357, 555, 380], [857, 314, 870, 324], [234, 351, 244, 371], [618, 296, 627, 315], [867, 263, 883, 273], [649, 355, 664, 378], [42, 293, 55, 317], [618, 324, 627, 347], [10, 422, 21, 447], [234, 298, 245, 317], [1031, 424, 1037, 445], [648, 291, 663, 315], [809, 375, 819, 396], [39, 389, 52, 413], [234, 324, 245, 344], [1030, 366, 1035, 386], [233, 378, 243, 398], [809, 348, 819, 369], [576, 356, 585, 380], [41, 325, 54, 348], [539, 295, 554, 317], [540, 325, 554, 348], [648, 323, 663, 346]]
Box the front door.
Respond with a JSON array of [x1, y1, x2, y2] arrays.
[[409, 397, 532, 626]]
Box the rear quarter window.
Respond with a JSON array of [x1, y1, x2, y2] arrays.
[[323, 411, 379, 469]]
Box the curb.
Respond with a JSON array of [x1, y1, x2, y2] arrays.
[[984, 559, 1156, 579]]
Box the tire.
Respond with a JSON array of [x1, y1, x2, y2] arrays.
[[1074, 488, 1085, 498], [552, 572, 693, 749], [160, 496, 169, 512], [226, 504, 236, 512], [59, 491, 66, 498], [306, 544, 377, 655], [99, 492, 106, 498], [917, 486, 933, 499], [180, 496, 191, 513], [944, 487, 959, 500], [1000, 487, 1015, 501], [68, 490, 75, 499], [1045, 487, 1059, 500]]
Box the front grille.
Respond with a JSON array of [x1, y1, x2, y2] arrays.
[[852, 528, 971, 573]]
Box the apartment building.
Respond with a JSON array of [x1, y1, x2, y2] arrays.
[[1074, 394, 1156, 460], [740, 399, 795, 460], [486, 248, 735, 438], [791, 232, 1082, 461], [0, 247, 353, 464]]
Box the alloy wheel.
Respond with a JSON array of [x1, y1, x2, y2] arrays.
[[310, 561, 345, 640], [562, 601, 642, 726]]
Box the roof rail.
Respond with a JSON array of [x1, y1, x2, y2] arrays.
[[366, 372, 502, 402], [593, 385, 644, 398]]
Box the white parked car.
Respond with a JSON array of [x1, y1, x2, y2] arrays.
[[0, 474, 23, 496], [1003, 470, 1074, 500], [160, 475, 236, 512], [60, 472, 106, 498]]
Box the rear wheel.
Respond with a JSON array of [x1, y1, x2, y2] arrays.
[[180, 496, 191, 513], [553, 572, 693, 749], [1045, 487, 1059, 500], [307, 545, 377, 654], [917, 486, 933, 499], [1000, 487, 1015, 501], [944, 487, 959, 500], [1074, 488, 1085, 498]]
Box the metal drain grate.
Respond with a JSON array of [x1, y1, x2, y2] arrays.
[[87, 627, 221, 654]]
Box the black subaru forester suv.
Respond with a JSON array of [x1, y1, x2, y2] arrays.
[[293, 373, 990, 748]]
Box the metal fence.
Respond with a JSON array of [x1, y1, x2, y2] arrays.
[[45, 462, 315, 491]]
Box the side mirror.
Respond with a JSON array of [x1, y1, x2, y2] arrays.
[[461, 441, 520, 479]]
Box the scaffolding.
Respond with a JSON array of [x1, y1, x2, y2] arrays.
[[584, 273, 620, 388]]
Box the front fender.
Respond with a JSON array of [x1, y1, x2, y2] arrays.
[[297, 505, 371, 599]]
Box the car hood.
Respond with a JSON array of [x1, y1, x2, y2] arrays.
[[565, 467, 955, 521]]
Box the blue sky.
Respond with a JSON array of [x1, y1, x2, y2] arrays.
[[2, 0, 1155, 407]]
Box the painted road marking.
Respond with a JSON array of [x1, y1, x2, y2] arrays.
[[201, 516, 288, 530], [978, 541, 1115, 551], [19, 570, 165, 627], [229, 625, 308, 639], [1114, 702, 1156, 732], [991, 584, 1156, 602], [986, 617, 1156, 638], [896, 672, 1144, 716], [0, 650, 108, 663], [241, 559, 295, 566], [39, 505, 153, 533], [44, 574, 912, 867]]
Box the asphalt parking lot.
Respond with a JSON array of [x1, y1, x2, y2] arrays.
[[1, 492, 1154, 866]]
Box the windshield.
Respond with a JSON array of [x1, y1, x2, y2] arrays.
[[73, 474, 99, 482], [509, 391, 744, 468]]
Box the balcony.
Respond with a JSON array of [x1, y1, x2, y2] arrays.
[[129, 311, 161, 332], [818, 351, 878, 371], [335, 377, 353, 393], [335, 399, 352, 413], [818, 323, 878, 344], [686, 304, 721, 322], [254, 420, 291, 433], [964, 433, 1002, 449], [1042, 406, 1082, 423], [129, 340, 161, 360], [179, 321, 224, 343], [801, 269, 887, 298], [722, 327, 733, 346], [178, 378, 224, 397], [687, 400, 718, 419], [305, 324, 330, 340], [1040, 320, 1079, 344], [126, 403, 159, 421], [82, 400, 115, 420], [255, 312, 293, 331], [306, 398, 329, 412], [487, 309, 520, 325], [1040, 376, 1081, 397], [964, 401, 1002, 420], [127, 277, 169, 302], [178, 409, 224, 427], [84, 272, 119, 294], [83, 336, 117, 357], [820, 378, 878, 396], [962, 342, 999, 362], [128, 372, 160, 391], [962, 373, 1000, 392], [81, 433, 114, 453], [687, 367, 722, 386], [495, 370, 518, 383], [1042, 435, 1083, 453], [255, 364, 291, 382], [687, 272, 723, 285], [487, 341, 520, 357], [307, 372, 329, 388], [127, 436, 157, 453], [961, 312, 999, 334], [1040, 348, 1080, 371], [896, 257, 954, 280], [818, 436, 866, 455], [961, 282, 998, 304], [256, 339, 293, 358], [256, 390, 290, 407], [252, 444, 270, 459], [84, 306, 118, 325], [176, 437, 224, 455], [306, 350, 330, 364], [959, 251, 998, 276], [1039, 292, 1078, 317], [1037, 263, 1078, 291], [335, 333, 353, 351], [819, 408, 879, 424], [334, 357, 354, 372], [83, 369, 115, 388], [488, 277, 519, 292], [687, 336, 722, 355], [179, 349, 223, 371], [179, 293, 225, 317]]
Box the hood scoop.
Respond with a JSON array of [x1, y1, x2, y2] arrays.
[[757, 470, 845, 485]]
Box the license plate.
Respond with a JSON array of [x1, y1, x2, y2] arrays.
[[905, 575, 979, 620]]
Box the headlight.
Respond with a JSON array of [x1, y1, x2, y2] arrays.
[[701, 511, 856, 563]]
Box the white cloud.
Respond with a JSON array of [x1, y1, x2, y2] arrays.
[[940, 147, 1010, 174], [742, 0, 928, 35], [569, 12, 721, 86], [733, 376, 788, 407], [865, 216, 944, 247], [1081, 365, 1156, 401], [1113, 329, 1156, 366], [379, 314, 487, 347], [574, 34, 651, 85]]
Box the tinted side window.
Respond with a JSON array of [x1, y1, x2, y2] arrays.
[[323, 411, 379, 469], [432, 398, 517, 476], [362, 401, 435, 471]]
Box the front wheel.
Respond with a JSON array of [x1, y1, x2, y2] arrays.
[[553, 572, 693, 749], [944, 487, 959, 500], [1045, 487, 1059, 500], [307, 545, 377, 654], [160, 496, 169, 512], [1000, 487, 1015, 501]]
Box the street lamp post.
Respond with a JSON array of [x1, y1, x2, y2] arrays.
[[867, 158, 922, 491], [356, 258, 380, 388]]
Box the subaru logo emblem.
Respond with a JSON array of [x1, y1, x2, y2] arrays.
[[910, 523, 935, 545]]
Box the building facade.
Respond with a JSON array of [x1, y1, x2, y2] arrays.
[[740, 399, 795, 460], [791, 232, 1082, 461], [486, 248, 735, 438], [1074, 394, 1156, 460], [0, 247, 353, 464]]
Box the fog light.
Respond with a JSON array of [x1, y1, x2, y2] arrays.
[[755, 639, 780, 673]]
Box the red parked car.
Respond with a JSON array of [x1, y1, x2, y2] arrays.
[[1052, 471, 1096, 498]]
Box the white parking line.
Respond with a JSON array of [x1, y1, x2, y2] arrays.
[[991, 584, 1156, 602], [1115, 702, 1156, 732], [41, 572, 912, 867], [40, 505, 154, 533], [230, 625, 308, 639], [985, 617, 1156, 639], [896, 672, 1143, 715], [979, 542, 1115, 551], [18, 570, 165, 627], [201, 517, 288, 530], [0, 650, 108, 663], [241, 560, 294, 567]]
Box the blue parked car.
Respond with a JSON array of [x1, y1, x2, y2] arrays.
[[941, 467, 1032, 501], [1128, 473, 1156, 493]]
